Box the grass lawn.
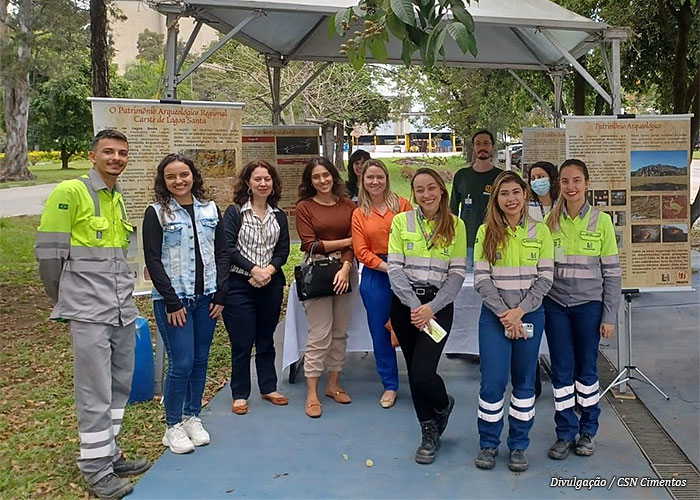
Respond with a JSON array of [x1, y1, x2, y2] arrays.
[[0, 157, 462, 498], [0, 161, 92, 189], [694, 150, 699, 160]]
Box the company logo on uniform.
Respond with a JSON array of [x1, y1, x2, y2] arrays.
[[407, 243, 414, 250], [484, 184, 493, 196], [58, 203, 69, 210]]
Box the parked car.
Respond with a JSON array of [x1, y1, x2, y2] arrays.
[[510, 144, 523, 167], [392, 145, 402, 153]]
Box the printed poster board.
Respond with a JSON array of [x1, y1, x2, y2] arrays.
[[90, 98, 243, 294], [521, 128, 566, 179], [242, 126, 320, 241], [564, 115, 692, 289]]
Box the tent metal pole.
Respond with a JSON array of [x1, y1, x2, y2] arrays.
[[177, 10, 264, 86], [281, 62, 331, 111], [164, 13, 179, 99], [552, 69, 564, 128], [542, 29, 612, 107], [612, 38, 622, 114], [508, 69, 554, 119], [176, 20, 203, 75], [272, 65, 282, 125]]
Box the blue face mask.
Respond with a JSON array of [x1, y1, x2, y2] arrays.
[[530, 178, 551, 196]]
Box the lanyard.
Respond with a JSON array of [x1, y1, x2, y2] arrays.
[[416, 209, 436, 250]]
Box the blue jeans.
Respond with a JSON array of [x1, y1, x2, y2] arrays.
[[153, 295, 217, 426], [544, 297, 602, 441], [477, 304, 544, 450], [360, 265, 398, 391]]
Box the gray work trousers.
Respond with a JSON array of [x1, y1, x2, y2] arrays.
[[70, 320, 135, 485]]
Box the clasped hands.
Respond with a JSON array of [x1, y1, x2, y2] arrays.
[[248, 265, 276, 288], [498, 306, 528, 340], [411, 303, 434, 331]]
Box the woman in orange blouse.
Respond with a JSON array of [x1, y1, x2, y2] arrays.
[[351, 159, 412, 408]]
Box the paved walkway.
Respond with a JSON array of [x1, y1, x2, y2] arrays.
[[0, 183, 57, 217]]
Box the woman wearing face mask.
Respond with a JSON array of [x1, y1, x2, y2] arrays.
[[472, 171, 553, 472], [143, 154, 228, 454], [351, 159, 412, 408], [544, 159, 621, 460], [346, 149, 371, 201], [388, 168, 466, 464], [528, 161, 559, 222], [295, 157, 358, 418]]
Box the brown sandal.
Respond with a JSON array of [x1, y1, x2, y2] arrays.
[[325, 389, 352, 404], [261, 393, 289, 406], [231, 401, 248, 415], [305, 401, 322, 418]]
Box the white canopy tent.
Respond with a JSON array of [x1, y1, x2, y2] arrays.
[[146, 0, 627, 125]]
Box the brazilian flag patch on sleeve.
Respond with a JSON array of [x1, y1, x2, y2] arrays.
[[58, 203, 69, 210]]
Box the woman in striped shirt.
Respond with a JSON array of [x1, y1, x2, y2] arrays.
[[222, 160, 290, 415]]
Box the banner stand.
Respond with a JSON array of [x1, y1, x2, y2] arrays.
[[602, 289, 670, 400]]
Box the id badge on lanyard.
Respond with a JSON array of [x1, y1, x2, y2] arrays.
[[416, 211, 436, 250]]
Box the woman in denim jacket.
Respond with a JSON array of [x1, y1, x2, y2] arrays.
[[143, 154, 228, 454]]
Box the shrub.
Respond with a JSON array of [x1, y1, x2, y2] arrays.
[[400, 165, 416, 180]]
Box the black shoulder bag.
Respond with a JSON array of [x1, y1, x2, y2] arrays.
[[294, 241, 351, 301]]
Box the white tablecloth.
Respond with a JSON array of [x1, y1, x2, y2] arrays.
[[282, 274, 548, 372]]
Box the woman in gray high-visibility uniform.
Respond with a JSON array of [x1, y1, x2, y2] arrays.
[[544, 159, 622, 460], [473, 171, 554, 472]]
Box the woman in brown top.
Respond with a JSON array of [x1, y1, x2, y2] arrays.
[[296, 157, 358, 418]]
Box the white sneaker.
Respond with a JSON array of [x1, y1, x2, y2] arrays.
[[162, 423, 195, 454], [182, 416, 210, 446]]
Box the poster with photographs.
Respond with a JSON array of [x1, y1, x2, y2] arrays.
[[90, 98, 243, 293], [521, 128, 566, 180], [565, 115, 691, 288], [242, 126, 320, 241]]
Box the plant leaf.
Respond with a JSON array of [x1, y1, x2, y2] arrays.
[[368, 37, 389, 62], [327, 13, 338, 39], [335, 8, 352, 36], [401, 38, 414, 66], [466, 31, 478, 56], [386, 11, 408, 39], [451, 4, 474, 33], [446, 21, 469, 53], [390, 0, 416, 26]]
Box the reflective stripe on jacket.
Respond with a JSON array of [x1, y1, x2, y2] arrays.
[[546, 202, 622, 324], [35, 168, 138, 326], [387, 209, 467, 313], [473, 217, 554, 315], [150, 197, 219, 300]]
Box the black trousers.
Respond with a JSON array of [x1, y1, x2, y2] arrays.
[[390, 292, 454, 422], [222, 272, 284, 399]]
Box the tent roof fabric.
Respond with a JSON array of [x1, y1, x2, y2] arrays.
[[156, 0, 609, 70]]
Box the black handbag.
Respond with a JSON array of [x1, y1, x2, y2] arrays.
[[294, 242, 351, 301]]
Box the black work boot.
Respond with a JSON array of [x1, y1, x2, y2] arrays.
[[415, 419, 441, 464], [474, 447, 498, 469], [87, 473, 133, 500], [548, 438, 575, 460], [508, 449, 529, 472], [113, 454, 151, 477], [575, 433, 595, 456], [435, 394, 455, 435]]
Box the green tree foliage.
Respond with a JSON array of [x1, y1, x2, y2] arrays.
[[29, 62, 93, 169], [136, 28, 165, 62], [330, 0, 476, 70]]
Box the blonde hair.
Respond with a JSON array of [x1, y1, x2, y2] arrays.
[[482, 171, 531, 264], [546, 159, 590, 233], [410, 168, 455, 248], [357, 159, 400, 216]]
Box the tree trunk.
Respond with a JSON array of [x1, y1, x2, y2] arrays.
[[61, 148, 71, 170], [334, 121, 345, 171], [594, 94, 606, 115], [0, 0, 34, 182], [573, 56, 587, 115], [321, 122, 334, 161], [90, 0, 110, 97], [1, 81, 34, 181]]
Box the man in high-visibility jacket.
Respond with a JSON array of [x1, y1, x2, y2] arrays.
[[35, 129, 149, 500]]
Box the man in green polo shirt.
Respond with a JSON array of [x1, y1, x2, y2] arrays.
[[450, 129, 502, 270]]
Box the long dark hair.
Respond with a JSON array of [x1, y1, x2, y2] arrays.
[[410, 168, 455, 248], [297, 157, 349, 202], [153, 153, 210, 216], [528, 161, 560, 205], [346, 149, 371, 198], [547, 158, 590, 232], [233, 160, 282, 207]]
